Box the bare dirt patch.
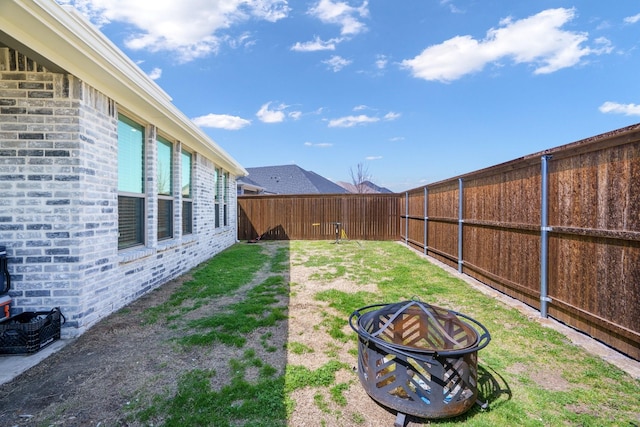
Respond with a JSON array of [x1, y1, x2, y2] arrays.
[[1, 241, 627, 427]]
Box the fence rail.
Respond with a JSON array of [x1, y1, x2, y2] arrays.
[[400, 123, 640, 361], [236, 123, 640, 361], [237, 193, 400, 242]]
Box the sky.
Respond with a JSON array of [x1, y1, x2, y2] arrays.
[[57, 0, 640, 192]]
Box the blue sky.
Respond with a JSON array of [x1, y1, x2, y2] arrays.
[[58, 0, 640, 192]]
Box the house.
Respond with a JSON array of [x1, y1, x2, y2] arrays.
[[335, 180, 394, 194], [0, 0, 247, 336], [238, 165, 349, 195], [236, 175, 266, 195]]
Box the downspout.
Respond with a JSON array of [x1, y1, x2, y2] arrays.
[[458, 178, 464, 273], [540, 155, 552, 318], [424, 186, 428, 255], [405, 191, 409, 246]]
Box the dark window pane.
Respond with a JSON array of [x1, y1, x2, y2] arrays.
[[158, 198, 173, 240], [223, 204, 228, 227], [182, 200, 192, 235], [118, 196, 144, 249]]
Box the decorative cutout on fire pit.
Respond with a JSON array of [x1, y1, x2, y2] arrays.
[[349, 300, 490, 423]]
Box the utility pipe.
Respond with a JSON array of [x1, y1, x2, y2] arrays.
[[540, 155, 552, 318], [458, 178, 464, 273]]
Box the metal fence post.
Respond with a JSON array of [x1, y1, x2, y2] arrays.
[[458, 178, 464, 273], [540, 155, 552, 318], [405, 191, 409, 246], [424, 186, 428, 255]]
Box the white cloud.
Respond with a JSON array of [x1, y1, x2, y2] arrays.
[[291, 36, 340, 52], [375, 54, 388, 69], [309, 0, 369, 36], [328, 114, 379, 127], [63, 0, 290, 62], [365, 155, 382, 160], [401, 8, 611, 82], [624, 13, 640, 24], [256, 102, 288, 123], [147, 67, 162, 80], [599, 101, 640, 116], [440, 0, 464, 14], [323, 55, 352, 71], [192, 113, 251, 130], [389, 136, 405, 142], [289, 111, 302, 120], [327, 110, 398, 127], [304, 142, 333, 147]]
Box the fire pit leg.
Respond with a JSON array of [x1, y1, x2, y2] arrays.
[[476, 399, 489, 410], [394, 412, 407, 427]]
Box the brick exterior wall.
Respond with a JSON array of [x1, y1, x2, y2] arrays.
[[0, 48, 239, 336]]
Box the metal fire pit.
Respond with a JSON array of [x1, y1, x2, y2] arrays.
[[349, 300, 490, 426]]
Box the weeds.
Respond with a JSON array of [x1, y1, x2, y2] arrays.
[[130, 241, 639, 427]]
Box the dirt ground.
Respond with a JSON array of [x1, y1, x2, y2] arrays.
[[0, 241, 637, 427], [0, 242, 410, 427]]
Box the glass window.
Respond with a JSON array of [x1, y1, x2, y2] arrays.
[[182, 150, 192, 235], [117, 115, 145, 249], [223, 172, 229, 227], [157, 137, 172, 196], [157, 137, 173, 240], [214, 168, 221, 228]]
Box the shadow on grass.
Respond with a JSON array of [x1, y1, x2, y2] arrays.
[[372, 364, 512, 427], [135, 241, 292, 427]]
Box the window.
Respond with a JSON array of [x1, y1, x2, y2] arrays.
[[214, 168, 221, 228], [157, 137, 173, 240], [223, 172, 229, 227], [181, 150, 192, 235], [117, 115, 145, 250]]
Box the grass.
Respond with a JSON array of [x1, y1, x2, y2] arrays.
[[129, 240, 640, 426]]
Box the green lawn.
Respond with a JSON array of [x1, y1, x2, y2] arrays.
[[129, 240, 640, 426]]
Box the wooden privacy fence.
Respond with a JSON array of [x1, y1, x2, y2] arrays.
[[237, 193, 400, 242], [236, 123, 640, 360], [400, 123, 640, 360]]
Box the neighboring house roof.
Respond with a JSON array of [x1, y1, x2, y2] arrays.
[[237, 176, 266, 193], [336, 180, 394, 194], [0, 0, 246, 177], [243, 165, 349, 195]]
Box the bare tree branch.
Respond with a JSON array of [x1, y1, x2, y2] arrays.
[[349, 162, 370, 193]]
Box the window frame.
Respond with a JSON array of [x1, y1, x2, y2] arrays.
[[181, 149, 193, 235], [223, 171, 229, 227], [214, 167, 221, 228], [157, 136, 173, 241], [117, 114, 145, 250]]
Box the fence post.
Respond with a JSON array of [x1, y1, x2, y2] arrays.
[[405, 192, 409, 245], [458, 178, 464, 273], [540, 155, 552, 318], [424, 186, 428, 255]]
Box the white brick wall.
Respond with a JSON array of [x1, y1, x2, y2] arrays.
[[0, 48, 240, 336]]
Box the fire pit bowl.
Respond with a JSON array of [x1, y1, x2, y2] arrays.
[[349, 300, 490, 424]]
